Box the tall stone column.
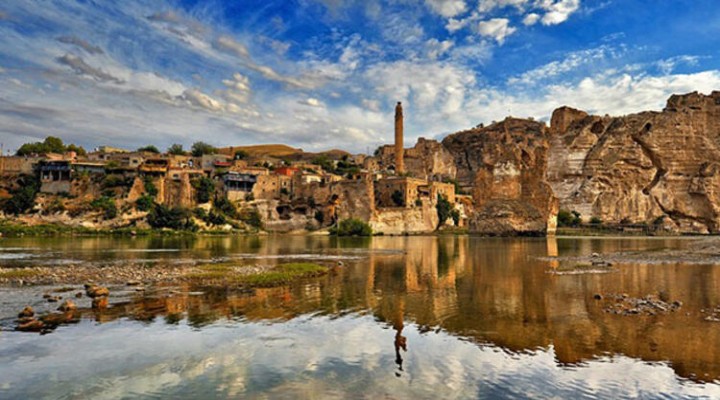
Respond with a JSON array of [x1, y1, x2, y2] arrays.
[[394, 101, 404, 174]]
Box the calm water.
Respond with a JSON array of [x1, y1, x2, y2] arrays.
[[1, 235, 720, 399]]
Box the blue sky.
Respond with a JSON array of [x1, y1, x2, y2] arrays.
[[1, 0, 720, 153]]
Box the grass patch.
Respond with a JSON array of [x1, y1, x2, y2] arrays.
[[0, 268, 41, 279], [186, 262, 328, 287], [238, 263, 327, 287]]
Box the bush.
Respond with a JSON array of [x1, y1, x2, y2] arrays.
[[90, 196, 117, 219], [2, 175, 39, 215], [135, 195, 154, 211], [331, 218, 372, 236], [557, 209, 582, 227], [137, 145, 160, 153], [234, 150, 249, 160], [167, 144, 186, 155], [143, 177, 158, 197], [101, 174, 126, 189], [193, 176, 215, 203], [314, 210, 324, 223], [44, 198, 66, 215], [589, 216, 602, 225], [206, 210, 227, 226], [240, 208, 263, 229], [214, 197, 238, 219], [436, 194, 452, 227], [147, 204, 196, 230], [450, 209, 460, 226], [191, 141, 217, 157]]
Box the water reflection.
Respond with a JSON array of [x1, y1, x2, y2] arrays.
[[2, 235, 720, 397]]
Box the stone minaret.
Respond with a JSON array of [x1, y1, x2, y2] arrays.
[[394, 101, 404, 174]]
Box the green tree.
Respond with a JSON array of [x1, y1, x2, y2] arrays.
[[90, 196, 117, 219], [138, 145, 160, 153], [147, 204, 196, 230], [234, 150, 249, 160], [2, 175, 39, 215], [167, 144, 187, 155], [66, 144, 87, 156], [135, 195, 154, 211], [192, 176, 215, 203], [191, 141, 217, 157], [436, 194, 452, 227]]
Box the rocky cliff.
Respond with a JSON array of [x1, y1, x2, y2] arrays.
[[442, 118, 558, 235], [547, 91, 720, 233]]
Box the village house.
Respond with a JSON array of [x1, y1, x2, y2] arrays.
[[39, 160, 72, 194]]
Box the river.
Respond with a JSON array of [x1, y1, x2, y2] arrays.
[[1, 235, 719, 399]]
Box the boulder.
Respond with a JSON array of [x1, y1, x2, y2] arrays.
[[17, 306, 34, 318]]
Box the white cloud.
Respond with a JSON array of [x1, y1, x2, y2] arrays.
[[477, 0, 530, 13], [299, 97, 324, 107], [425, 38, 454, 60], [523, 12, 540, 25], [537, 0, 581, 25], [508, 45, 622, 85], [213, 35, 249, 58], [425, 0, 467, 18], [180, 89, 224, 112], [477, 18, 516, 43], [656, 55, 701, 75]]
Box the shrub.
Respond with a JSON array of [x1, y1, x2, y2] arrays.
[[90, 196, 117, 219], [167, 144, 186, 155], [101, 174, 126, 189], [314, 210, 324, 223], [450, 209, 460, 226], [234, 150, 249, 160], [143, 177, 158, 197], [436, 194, 452, 227], [2, 175, 39, 215], [214, 197, 238, 219], [331, 218, 372, 236], [245, 192, 254, 201], [191, 141, 217, 157], [240, 208, 262, 229], [135, 195, 154, 211], [193, 176, 215, 203], [589, 216, 602, 225], [44, 198, 65, 215], [206, 210, 227, 226], [147, 204, 196, 230], [557, 209, 582, 227], [137, 145, 160, 153]]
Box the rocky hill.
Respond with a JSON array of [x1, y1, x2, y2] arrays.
[[442, 118, 558, 235], [547, 91, 720, 233]]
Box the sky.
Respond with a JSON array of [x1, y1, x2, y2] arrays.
[[1, 0, 720, 154]]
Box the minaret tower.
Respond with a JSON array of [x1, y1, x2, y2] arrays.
[[394, 101, 404, 174]]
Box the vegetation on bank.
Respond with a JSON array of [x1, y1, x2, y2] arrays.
[[330, 218, 372, 236], [186, 262, 328, 287]]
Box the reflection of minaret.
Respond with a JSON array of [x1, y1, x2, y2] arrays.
[[394, 101, 404, 174]]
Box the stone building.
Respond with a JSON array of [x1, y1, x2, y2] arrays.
[[39, 160, 72, 194]]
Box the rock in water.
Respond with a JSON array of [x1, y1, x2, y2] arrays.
[[17, 306, 34, 318], [86, 285, 109, 298], [17, 319, 44, 332], [57, 299, 77, 312]]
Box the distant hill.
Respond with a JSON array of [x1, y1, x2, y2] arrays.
[[218, 144, 350, 160]]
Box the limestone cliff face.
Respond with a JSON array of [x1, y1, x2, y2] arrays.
[[442, 118, 558, 235], [547, 91, 720, 233], [376, 139, 456, 180]]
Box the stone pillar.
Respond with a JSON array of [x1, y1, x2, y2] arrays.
[[394, 101, 404, 174]]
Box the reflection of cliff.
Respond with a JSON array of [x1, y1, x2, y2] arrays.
[[24, 236, 720, 383]]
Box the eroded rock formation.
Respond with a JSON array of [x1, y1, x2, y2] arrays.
[[442, 118, 558, 235], [547, 91, 720, 233]]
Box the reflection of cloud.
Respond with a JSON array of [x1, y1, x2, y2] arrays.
[[1, 316, 718, 399], [56, 54, 124, 84]]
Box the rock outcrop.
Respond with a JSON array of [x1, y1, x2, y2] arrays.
[[547, 91, 720, 233], [375, 139, 456, 180], [442, 118, 559, 235]]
